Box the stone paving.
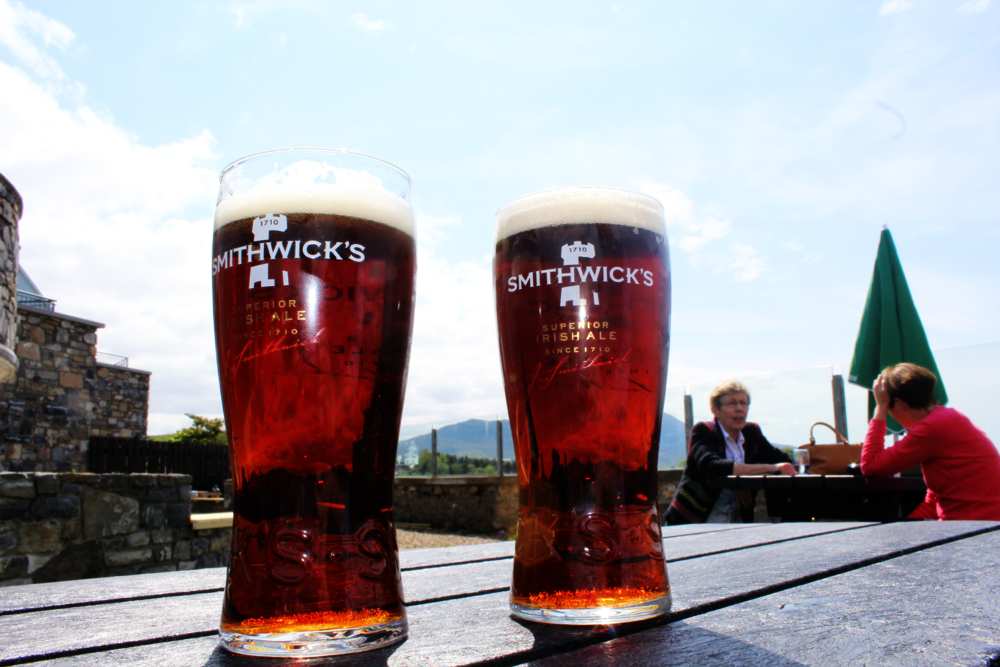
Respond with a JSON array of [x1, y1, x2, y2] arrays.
[[396, 527, 505, 550]]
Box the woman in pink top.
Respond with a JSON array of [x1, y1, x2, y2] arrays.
[[862, 363, 1000, 520]]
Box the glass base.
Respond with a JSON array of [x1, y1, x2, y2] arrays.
[[510, 592, 671, 625], [219, 617, 407, 657]]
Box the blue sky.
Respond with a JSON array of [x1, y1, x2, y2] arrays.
[[1, 0, 997, 435]]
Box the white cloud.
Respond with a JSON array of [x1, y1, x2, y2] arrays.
[[639, 184, 732, 254], [416, 212, 462, 247], [229, 0, 268, 29], [782, 241, 804, 252], [352, 12, 391, 32], [727, 242, 766, 282], [400, 211, 505, 423], [879, 0, 914, 15], [1, 8, 502, 436], [638, 183, 771, 280], [0, 58, 220, 435], [958, 0, 991, 12], [905, 264, 1000, 339], [403, 235, 505, 426], [0, 0, 74, 79]]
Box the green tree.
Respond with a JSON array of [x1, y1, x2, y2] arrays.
[[410, 449, 434, 475], [397, 449, 517, 477], [175, 414, 227, 447]]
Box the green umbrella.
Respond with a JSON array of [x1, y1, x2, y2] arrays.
[[848, 226, 947, 432]]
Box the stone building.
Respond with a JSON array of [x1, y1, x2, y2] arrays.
[[0, 271, 151, 473]]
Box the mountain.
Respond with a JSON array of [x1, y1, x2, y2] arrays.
[[657, 413, 688, 470], [398, 414, 689, 470], [398, 420, 514, 461]]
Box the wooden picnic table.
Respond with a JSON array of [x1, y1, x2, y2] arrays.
[[2, 520, 998, 666], [716, 474, 928, 522]]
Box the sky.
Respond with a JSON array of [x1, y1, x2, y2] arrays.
[[0, 0, 997, 436]]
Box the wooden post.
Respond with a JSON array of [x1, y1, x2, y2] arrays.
[[832, 374, 849, 442], [431, 427, 438, 479], [496, 418, 504, 478], [683, 393, 694, 454]]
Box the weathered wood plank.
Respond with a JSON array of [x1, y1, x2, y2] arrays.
[[0, 543, 515, 616], [661, 522, 874, 562], [0, 568, 226, 614], [0, 591, 223, 664], [666, 521, 998, 614], [6, 522, 995, 666], [411, 523, 753, 573], [0, 558, 512, 664], [529, 529, 1000, 666], [660, 522, 760, 538], [398, 541, 513, 569], [0, 522, 861, 616], [404, 522, 868, 577]]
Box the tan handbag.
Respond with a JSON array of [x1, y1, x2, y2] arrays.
[[797, 422, 861, 475]]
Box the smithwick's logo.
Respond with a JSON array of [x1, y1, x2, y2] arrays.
[[559, 242, 597, 308], [505, 240, 655, 308], [252, 214, 288, 241], [211, 213, 367, 287], [248, 213, 288, 289], [560, 241, 595, 265], [249, 214, 289, 288]]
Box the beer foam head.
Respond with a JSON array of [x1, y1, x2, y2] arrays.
[[215, 157, 414, 236], [495, 186, 665, 242]]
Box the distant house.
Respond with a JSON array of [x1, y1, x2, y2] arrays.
[[397, 442, 419, 468], [15, 266, 45, 308], [0, 268, 151, 472]]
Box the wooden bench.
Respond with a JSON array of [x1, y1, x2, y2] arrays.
[[716, 474, 928, 521], [190, 497, 226, 514], [1, 521, 997, 665], [188, 511, 232, 531]]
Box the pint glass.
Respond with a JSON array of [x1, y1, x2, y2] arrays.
[[494, 187, 671, 624], [212, 150, 415, 656]]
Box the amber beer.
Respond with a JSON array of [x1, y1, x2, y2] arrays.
[[494, 187, 671, 624], [212, 150, 415, 657]]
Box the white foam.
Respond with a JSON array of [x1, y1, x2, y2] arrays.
[[495, 186, 665, 242], [215, 167, 414, 236]]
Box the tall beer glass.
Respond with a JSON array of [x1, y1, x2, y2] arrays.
[[494, 186, 671, 625], [212, 149, 415, 656]]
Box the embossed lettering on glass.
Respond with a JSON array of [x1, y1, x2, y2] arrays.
[[212, 149, 415, 657], [493, 186, 672, 624]]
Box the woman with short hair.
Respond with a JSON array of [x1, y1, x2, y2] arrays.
[[862, 363, 1000, 520], [665, 380, 795, 525]]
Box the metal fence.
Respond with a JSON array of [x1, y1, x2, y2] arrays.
[[16, 291, 55, 311], [96, 352, 129, 367], [397, 342, 999, 471], [88, 437, 231, 491]]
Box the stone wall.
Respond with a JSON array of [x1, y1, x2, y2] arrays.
[[0, 173, 19, 383], [394, 476, 520, 537], [0, 306, 150, 472], [0, 472, 230, 586], [656, 469, 682, 515], [392, 469, 686, 537]]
